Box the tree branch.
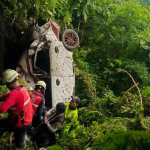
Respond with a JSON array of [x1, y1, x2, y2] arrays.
[[119, 69, 142, 104], [123, 83, 139, 97], [85, 137, 98, 148]]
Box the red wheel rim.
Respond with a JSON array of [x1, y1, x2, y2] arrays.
[[64, 32, 77, 46]]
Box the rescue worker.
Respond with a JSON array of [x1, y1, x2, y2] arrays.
[[32, 102, 66, 146], [29, 81, 46, 128], [62, 96, 80, 133], [0, 69, 33, 148]]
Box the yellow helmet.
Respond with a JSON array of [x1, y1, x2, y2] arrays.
[[35, 81, 46, 89], [2, 69, 19, 84]]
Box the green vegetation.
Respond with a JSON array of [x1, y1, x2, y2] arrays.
[[1, 0, 150, 150]]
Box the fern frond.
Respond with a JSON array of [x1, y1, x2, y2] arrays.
[[90, 130, 150, 150], [46, 144, 66, 150]]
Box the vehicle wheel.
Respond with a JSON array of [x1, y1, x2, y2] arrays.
[[62, 29, 79, 50]]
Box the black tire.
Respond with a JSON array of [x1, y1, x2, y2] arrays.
[[62, 29, 79, 50]]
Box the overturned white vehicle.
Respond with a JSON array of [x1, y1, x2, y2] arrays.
[[16, 19, 79, 108]]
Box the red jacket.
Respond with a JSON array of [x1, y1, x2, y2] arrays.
[[29, 91, 44, 117], [0, 84, 33, 127]]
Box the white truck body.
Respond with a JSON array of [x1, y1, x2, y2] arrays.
[[16, 21, 75, 107]]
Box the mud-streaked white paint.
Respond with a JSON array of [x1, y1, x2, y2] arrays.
[[50, 41, 75, 107], [16, 22, 75, 107], [50, 41, 74, 76], [16, 51, 28, 73], [16, 51, 35, 88], [51, 76, 75, 107]]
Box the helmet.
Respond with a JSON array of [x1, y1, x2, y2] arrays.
[[2, 69, 19, 84], [71, 96, 80, 104], [35, 81, 46, 89]]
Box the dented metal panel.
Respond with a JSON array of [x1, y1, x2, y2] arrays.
[[16, 51, 35, 88], [49, 41, 75, 107], [45, 28, 58, 42], [50, 41, 74, 76], [51, 76, 75, 107], [16, 51, 28, 73]]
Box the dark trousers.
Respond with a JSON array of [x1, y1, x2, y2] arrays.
[[32, 124, 56, 146], [0, 119, 32, 149], [32, 116, 41, 128]]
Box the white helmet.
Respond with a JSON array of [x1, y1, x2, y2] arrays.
[[2, 69, 19, 84], [35, 81, 46, 89]]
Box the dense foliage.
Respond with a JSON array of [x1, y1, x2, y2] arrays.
[[1, 0, 150, 150]]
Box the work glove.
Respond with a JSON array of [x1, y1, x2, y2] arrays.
[[40, 116, 43, 121]]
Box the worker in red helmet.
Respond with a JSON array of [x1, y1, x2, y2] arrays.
[[0, 69, 33, 149], [29, 81, 46, 128]]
